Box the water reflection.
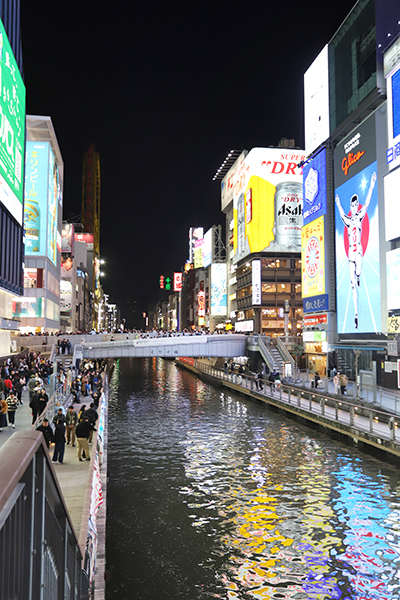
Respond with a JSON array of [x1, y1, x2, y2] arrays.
[[106, 359, 400, 600]]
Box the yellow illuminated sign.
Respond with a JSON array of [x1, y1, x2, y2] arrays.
[[301, 216, 325, 298]]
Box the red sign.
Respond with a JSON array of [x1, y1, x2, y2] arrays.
[[197, 290, 205, 317], [174, 272, 183, 292], [303, 313, 328, 327], [180, 357, 195, 366]]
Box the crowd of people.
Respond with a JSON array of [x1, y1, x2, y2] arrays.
[[0, 347, 106, 467], [0, 351, 52, 431]]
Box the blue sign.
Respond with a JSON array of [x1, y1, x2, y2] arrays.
[[302, 148, 327, 226], [303, 294, 329, 313]]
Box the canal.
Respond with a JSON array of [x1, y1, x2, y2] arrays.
[[106, 358, 400, 600]]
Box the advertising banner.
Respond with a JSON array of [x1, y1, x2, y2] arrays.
[[203, 228, 212, 268], [231, 148, 305, 263], [301, 216, 326, 300], [303, 148, 327, 226], [251, 259, 261, 305], [0, 21, 25, 225], [383, 167, 400, 242], [24, 142, 49, 256], [47, 147, 58, 266], [334, 116, 380, 333], [304, 45, 330, 156], [74, 232, 94, 251], [197, 290, 205, 317], [386, 60, 400, 171], [194, 238, 204, 269], [61, 223, 74, 253], [60, 279, 72, 313], [210, 263, 227, 316], [173, 272, 182, 292], [386, 248, 400, 310]]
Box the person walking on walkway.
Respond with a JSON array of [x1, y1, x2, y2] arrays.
[[333, 372, 340, 394], [0, 397, 7, 431], [268, 372, 275, 394], [38, 388, 49, 417], [76, 417, 95, 462], [37, 418, 54, 448], [52, 418, 66, 464], [339, 372, 348, 395], [29, 387, 40, 424], [85, 402, 98, 443], [66, 405, 78, 446], [6, 391, 18, 428]]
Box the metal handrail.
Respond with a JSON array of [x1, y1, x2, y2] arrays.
[[276, 336, 297, 374], [185, 360, 400, 444]]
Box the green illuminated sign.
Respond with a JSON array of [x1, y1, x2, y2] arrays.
[[0, 20, 26, 224]]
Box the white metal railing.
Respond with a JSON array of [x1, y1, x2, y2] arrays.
[[184, 360, 400, 445]]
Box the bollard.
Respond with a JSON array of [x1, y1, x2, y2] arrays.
[[350, 406, 354, 426]]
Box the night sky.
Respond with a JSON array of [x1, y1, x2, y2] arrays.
[[20, 0, 356, 324]]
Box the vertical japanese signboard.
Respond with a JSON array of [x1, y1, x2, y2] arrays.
[[24, 141, 58, 265], [211, 264, 227, 316], [0, 20, 26, 224]]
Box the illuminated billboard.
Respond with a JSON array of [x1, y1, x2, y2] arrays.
[[60, 280, 72, 313], [61, 222, 75, 253], [386, 60, 400, 171], [203, 228, 212, 268], [173, 272, 182, 292], [304, 45, 330, 155], [302, 148, 327, 226], [383, 168, 400, 242], [211, 263, 227, 316], [24, 141, 58, 265], [0, 20, 26, 225], [334, 119, 380, 333], [387, 248, 400, 310], [252, 259, 261, 305], [230, 148, 305, 263], [194, 238, 204, 269], [301, 216, 326, 300]]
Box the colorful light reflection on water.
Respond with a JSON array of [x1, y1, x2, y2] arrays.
[[106, 359, 400, 600]]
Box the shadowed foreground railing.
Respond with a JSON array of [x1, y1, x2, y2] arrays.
[[0, 430, 87, 600]]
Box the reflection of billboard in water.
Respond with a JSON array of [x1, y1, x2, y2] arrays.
[[211, 263, 227, 316], [335, 162, 380, 333]]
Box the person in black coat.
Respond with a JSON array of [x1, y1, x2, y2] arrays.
[[76, 418, 95, 461], [52, 419, 66, 464], [29, 388, 40, 424], [38, 388, 49, 416], [37, 418, 54, 448], [85, 403, 98, 443]]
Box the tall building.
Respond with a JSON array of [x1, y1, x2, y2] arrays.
[[81, 143, 101, 328], [302, 0, 400, 385], [17, 116, 63, 333]]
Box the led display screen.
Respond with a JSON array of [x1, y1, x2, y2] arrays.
[[203, 228, 212, 268], [0, 20, 26, 224], [387, 248, 400, 310], [24, 141, 58, 265], [304, 45, 330, 155], [335, 161, 380, 333], [302, 149, 327, 226], [210, 263, 227, 316], [383, 168, 400, 242]]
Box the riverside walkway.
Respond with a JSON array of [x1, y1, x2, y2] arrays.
[[177, 359, 400, 461]]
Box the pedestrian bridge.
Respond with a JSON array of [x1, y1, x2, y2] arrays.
[[77, 334, 247, 360]]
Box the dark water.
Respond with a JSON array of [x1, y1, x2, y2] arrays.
[[106, 358, 400, 600]]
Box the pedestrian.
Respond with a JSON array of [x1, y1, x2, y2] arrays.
[[313, 372, 320, 389], [85, 402, 98, 443], [29, 387, 40, 424], [333, 372, 340, 394], [257, 371, 264, 391], [37, 417, 54, 448], [0, 396, 7, 432], [6, 391, 18, 428], [78, 404, 87, 422], [268, 372, 275, 393], [52, 419, 66, 464], [52, 407, 66, 427], [13, 374, 24, 404], [76, 417, 95, 462], [0, 375, 5, 401], [37, 388, 49, 416], [339, 372, 348, 395], [4, 375, 13, 395], [66, 405, 78, 446]]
